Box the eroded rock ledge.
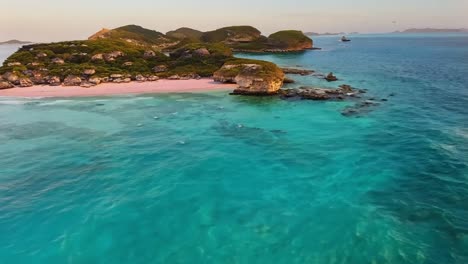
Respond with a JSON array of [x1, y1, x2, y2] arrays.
[[214, 59, 284, 95]]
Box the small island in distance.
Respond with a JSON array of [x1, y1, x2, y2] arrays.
[[394, 28, 468, 33], [0, 40, 32, 45]]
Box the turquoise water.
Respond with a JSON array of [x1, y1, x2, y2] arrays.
[[0, 34, 467, 263]]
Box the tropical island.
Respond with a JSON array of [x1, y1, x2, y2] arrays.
[[0, 24, 316, 96]]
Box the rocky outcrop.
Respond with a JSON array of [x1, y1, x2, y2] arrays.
[[110, 74, 123, 79], [19, 78, 34, 87], [83, 69, 96, 75], [7, 62, 22, 67], [2, 72, 19, 84], [30, 73, 46, 84], [36, 52, 48, 58], [325, 72, 338, 82], [63, 76, 82, 86], [48, 76, 61, 86], [280, 85, 365, 100], [153, 65, 168, 73], [214, 60, 284, 95], [193, 48, 210, 57], [52, 58, 65, 64], [281, 68, 314, 75], [147, 76, 159, 81], [89, 77, 101, 85], [168, 75, 181, 80], [144, 50, 156, 58], [104, 51, 124, 62], [0, 81, 14, 89], [341, 100, 380, 117], [91, 54, 104, 61]]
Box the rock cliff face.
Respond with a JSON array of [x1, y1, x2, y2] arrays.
[[214, 59, 284, 95]]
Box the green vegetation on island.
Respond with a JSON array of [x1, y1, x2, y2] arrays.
[[201, 26, 262, 43], [166, 28, 203, 41], [88, 25, 178, 49], [267, 30, 314, 50], [0, 24, 316, 93]]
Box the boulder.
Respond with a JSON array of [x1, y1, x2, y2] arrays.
[[63, 76, 82, 86], [48, 76, 61, 86], [123, 62, 133, 66], [52, 58, 65, 64], [147, 76, 159, 81], [283, 77, 295, 84], [28, 62, 41, 67], [36, 52, 48, 58], [193, 48, 210, 57], [180, 73, 201, 80], [80, 82, 94, 88], [325, 72, 338, 82], [110, 74, 123, 79], [338, 84, 353, 93], [7, 62, 22, 67], [31, 73, 46, 84], [89, 77, 101, 85], [83, 69, 96, 75], [19, 78, 34, 87], [2, 72, 19, 84], [104, 51, 124, 62], [135, 75, 147, 82], [91, 54, 104, 60], [153, 65, 168, 73], [144, 50, 156, 58], [0, 81, 14, 89], [168, 75, 181, 80], [123, 78, 131, 83]]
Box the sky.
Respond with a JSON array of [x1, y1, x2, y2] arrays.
[[1, 0, 467, 42]]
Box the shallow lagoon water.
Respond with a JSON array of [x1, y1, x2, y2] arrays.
[[0, 34, 467, 263]]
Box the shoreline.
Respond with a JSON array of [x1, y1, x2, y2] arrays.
[[0, 79, 236, 98]]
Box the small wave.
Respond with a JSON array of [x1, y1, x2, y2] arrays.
[[453, 128, 468, 140], [0, 100, 31, 105], [38, 100, 74, 106]]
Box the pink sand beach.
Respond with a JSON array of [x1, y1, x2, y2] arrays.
[[0, 79, 235, 98]]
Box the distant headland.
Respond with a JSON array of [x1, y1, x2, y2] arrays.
[[305, 32, 346, 36], [0, 40, 32, 45], [394, 28, 468, 34]]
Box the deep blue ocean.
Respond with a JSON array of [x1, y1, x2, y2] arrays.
[[0, 34, 467, 263]]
